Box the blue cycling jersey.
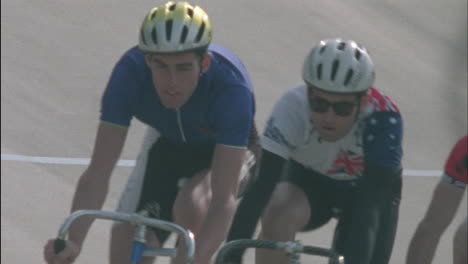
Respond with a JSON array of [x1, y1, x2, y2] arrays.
[[100, 44, 255, 147]]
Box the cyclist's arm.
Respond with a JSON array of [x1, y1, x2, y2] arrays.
[[339, 110, 403, 264], [193, 144, 246, 263], [406, 178, 465, 264], [342, 164, 402, 264], [68, 121, 128, 248], [225, 150, 286, 261]]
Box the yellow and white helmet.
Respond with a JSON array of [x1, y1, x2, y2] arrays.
[[303, 39, 375, 93], [139, 1, 212, 53]]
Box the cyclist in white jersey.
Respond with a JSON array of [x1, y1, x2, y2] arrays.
[[225, 39, 403, 264]]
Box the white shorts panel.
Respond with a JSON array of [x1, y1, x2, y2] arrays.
[[114, 127, 160, 216]]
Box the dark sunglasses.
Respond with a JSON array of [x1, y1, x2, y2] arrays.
[[309, 96, 359, 117]]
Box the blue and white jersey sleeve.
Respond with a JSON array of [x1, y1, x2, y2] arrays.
[[363, 111, 403, 169], [262, 86, 309, 159]]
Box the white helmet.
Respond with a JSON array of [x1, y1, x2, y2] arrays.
[[138, 1, 212, 53], [302, 39, 375, 93]]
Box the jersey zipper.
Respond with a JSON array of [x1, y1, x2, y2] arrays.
[[175, 109, 187, 142]]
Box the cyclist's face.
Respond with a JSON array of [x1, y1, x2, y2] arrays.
[[145, 52, 210, 109], [308, 87, 361, 142]]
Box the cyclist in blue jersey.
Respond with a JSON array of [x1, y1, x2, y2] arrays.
[[225, 39, 403, 264], [43, 2, 259, 264]]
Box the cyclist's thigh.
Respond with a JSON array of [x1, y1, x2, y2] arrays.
[[283, 160, 335, 231], [262, 182, 311, 231], [173, 168, 212, 226], [176, 168, 211, 201], [169, 143, 216, 232]]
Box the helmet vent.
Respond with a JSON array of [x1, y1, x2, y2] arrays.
[[141, 30, 147, 45], [337, 42, 346, 50], [316, 64, 323, 80], [150, 10, 157, 20], [181, 26, 188, 44], [331, 59, 339, 81], [344, 69, 354, 86], [151, 27, 158, 44], [187, 8, 194, 18], [195, 22, 205, 43], [355, 49, 361, 60], [169, 3, 176, 11], [319, 46, 326, 54], [166, 20, 173, 41]]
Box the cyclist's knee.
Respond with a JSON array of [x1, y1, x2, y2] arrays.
[[261, 201, 307, 236], [178, 169, 211, 198], [175, 179, 211, 214]]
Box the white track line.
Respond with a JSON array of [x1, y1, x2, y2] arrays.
[[1, 154, 442, 177], [1, 154, 135, 167]]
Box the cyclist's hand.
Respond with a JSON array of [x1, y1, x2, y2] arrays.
[[43, 239, 80, 264]]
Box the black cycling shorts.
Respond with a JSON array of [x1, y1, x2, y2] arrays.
[[135, 137, 215, 244], [282, 160, 358, 231]]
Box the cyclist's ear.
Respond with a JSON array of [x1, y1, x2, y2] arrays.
[[356, 92, 368, 113], [144, 53, 153, 67], [200, 52, 212, 73]]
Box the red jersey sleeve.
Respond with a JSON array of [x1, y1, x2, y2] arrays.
[[444, 135, 468, 185]]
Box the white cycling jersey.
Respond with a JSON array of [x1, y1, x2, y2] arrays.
[[261, 85, 403, 181]]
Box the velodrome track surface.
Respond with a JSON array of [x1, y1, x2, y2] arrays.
[[2, 0, 467, 263]]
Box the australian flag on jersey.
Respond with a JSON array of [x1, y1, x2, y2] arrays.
[[326, 150, 364, 176]]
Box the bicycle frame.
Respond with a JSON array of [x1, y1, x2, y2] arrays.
[[53, 209, 195, 264], [215, 239, 344, 264]]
